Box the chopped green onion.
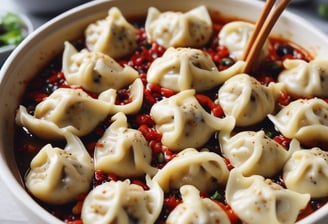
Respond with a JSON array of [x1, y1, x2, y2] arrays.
[[210, 190, 223, 201], [318, 3, 328, 19], [157, 152, 165, 163], [265, 131, 275, 139], [0, 12, 24, 47]]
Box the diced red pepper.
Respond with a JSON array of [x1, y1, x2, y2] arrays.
[[274, 135, 291, 148], [278, 90, 291, 106], [138, 124, 162, 142], [164, 195, 182, 209], [214, 201, 240, 224], [135, 114, 155, 126], [132, 179, 149, 190], [149, 140, 163, 154], [223, 157, 234, 170]]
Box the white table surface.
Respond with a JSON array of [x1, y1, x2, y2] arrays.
[[0, 0, 328, 223]]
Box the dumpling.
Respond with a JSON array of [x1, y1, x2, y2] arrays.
[[85, 7, 137, 59], [283, 139, 328, 198], [217, 73, 282, 127], [153, 148, 229, 193], [25, 133, 94, 205], [15, 88, 111, 140], [94, 112, 158, 177], [98, 78, 144, 115], [62, 41, 138, 94], [267, 98, 328, 144], [145, 6, 212, 48], [147, 47, 245, 92], [220, 130, 290, 177], [166, 185, 231, 224], [81, 176, 163, 224], [278, 59, 328, 97], [226, 169, 310, 224], [150, 89, 235, 152], [219, 21, 268, 60]]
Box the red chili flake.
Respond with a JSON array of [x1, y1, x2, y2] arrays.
[[196, 94, 215, 108], [149, 42, 166, 59], [132, 179, 149, 190], [160, 87, 177, 98], [138, 124, 162, 141], [48, 71, 65, 84], [223, 157, 234, 171], [212, 104, 225, 117], [107, 173, 119, 182], [147, 83, 161, 93], [28, 92, 48, 103], [135, 114, 155, 126], [115, 89, 132, 105], [144, 88, 156, 105], [213, 23, 223, 32], [214, 201, 240, 224], [164, 195, 182, 209], [274, 135, 291, 148], [149, 140, 163, 154], [94, 170, 106, 181], [95, 143, 104, 148], [278, 90, 291, 106], [162, 147, 176, 162], [217, 45, 230, 59], [139, 73, 147, 85], [196, 94, 221, 115]]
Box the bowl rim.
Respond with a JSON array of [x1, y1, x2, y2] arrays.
[[1, 0, 328, 223]]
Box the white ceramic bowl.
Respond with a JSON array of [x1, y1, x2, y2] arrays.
[[1, 0, 328, 223], [0, 11, 33, 66]]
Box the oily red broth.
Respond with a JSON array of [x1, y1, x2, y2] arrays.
[[14, 12, 327, 224]]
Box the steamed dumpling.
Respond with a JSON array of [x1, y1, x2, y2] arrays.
[[283, 139, 328, 198], [219, 21, 268, 60], [153, 148, 229, 193], [62, 41, 138, 93], [278, 59, 328, 97], [145, 5, 212, 48], [15, 88, 111, 140], [25, 133, 94, 205], [268, 98, 328, 145], [220, 130, 290, 177], [150, 89, 235, 151], [94, 112, 158, 177], [226, 169, 310, 224], [85, 7, 137, 59], [16, 79, 144, 140], [166, 185, 231, 224], [81, 176, 163, 224], [147, 47, 245, 92], [217, 73, 282, 126]]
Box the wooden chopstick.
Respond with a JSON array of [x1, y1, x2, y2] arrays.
[[243, 0, 291, 74], [242, 0, 276, 61]]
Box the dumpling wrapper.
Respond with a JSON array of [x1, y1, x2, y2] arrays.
[[145, 5, 212, 48]]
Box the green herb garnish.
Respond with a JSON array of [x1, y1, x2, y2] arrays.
[[0, 12, 24, 47], [318, 3, 328, 19]]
